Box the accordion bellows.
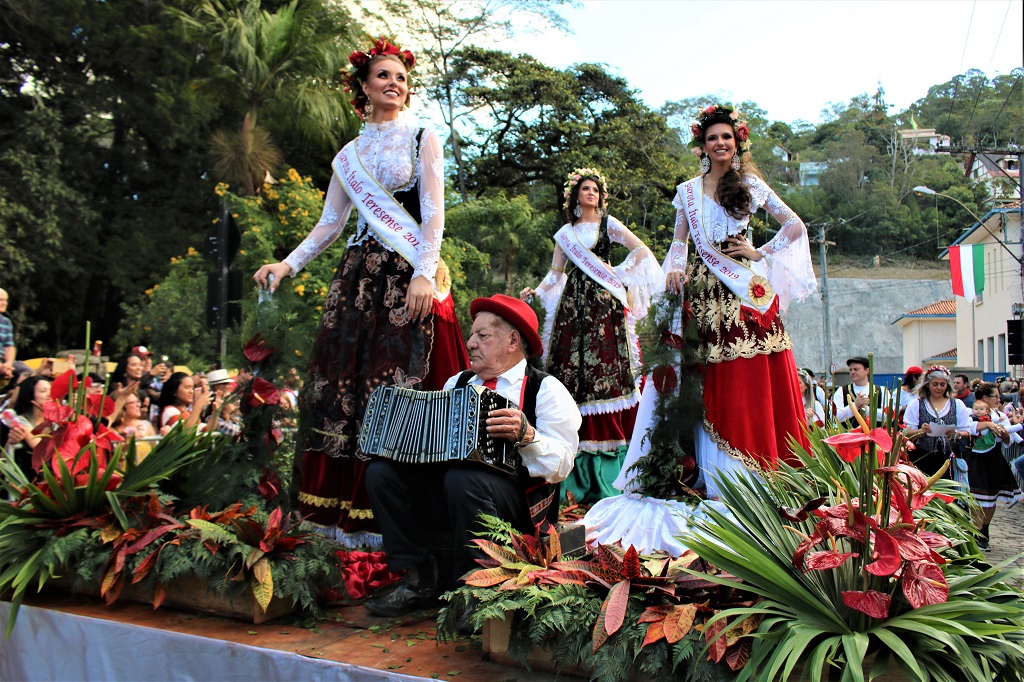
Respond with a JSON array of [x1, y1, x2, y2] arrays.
[[358, 385, 520, 475]]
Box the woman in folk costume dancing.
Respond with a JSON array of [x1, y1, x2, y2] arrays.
[[519, 169, 663, 504], [665, 104, 816, 497], [253, 38, 468, 547]]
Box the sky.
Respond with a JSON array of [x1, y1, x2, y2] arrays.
[[496, 0, 1024, 126]]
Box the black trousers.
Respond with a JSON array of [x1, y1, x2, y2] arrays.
[[365, 460, 532, 584]]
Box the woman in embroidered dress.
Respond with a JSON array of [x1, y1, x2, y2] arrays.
[[519, 170, 663, 503], [665, 104, 816, 498], [253, 39, 468, 547]]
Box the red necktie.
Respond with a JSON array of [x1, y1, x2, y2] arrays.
[[483, 377, 498, 390]]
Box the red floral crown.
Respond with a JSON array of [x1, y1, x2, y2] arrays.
[[688, 103, 750, 157], [343, 38, 416, 115]]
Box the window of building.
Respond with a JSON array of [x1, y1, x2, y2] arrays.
[[987, 337, 995, 372], [998, 333, 1007, 372], [978, 339, 984, 367]]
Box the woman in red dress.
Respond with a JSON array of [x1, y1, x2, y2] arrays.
[[665, 104, 816, 497]]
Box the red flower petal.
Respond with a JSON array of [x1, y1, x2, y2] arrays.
[[842, 590, 891, 619], [902, 562, 948, 609], [888, 527, 932, 562], [865, 529, 903, 577], [86, 394, 116, 418], [652, 365, 678, 394], [247, 377, 280, 407], [804, 550, 859, 572], [242, 334, 276, 363], [43, 400, 74, 424], [51, 369, 78, 401]]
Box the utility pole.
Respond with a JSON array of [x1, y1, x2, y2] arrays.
[[810, 222, 836, 380]]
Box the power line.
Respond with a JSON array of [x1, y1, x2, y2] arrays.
[[990, 75, 1022, 142], [942, 0, 978, 135], [965, 1, 1014, 140]]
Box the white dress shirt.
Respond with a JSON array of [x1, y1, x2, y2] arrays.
[[902, 398, 972, 433], [443, 359, 581, 484]]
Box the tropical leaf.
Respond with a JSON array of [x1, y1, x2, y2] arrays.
[[603, 579, 630, 636], [186, 518, 237, 546], [463, 567, 517, 588], [641, 620, 665, 648], [664, 603, 698, 644], [251, 556, 273, 612]]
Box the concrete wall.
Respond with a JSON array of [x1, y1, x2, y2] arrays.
[[781, 277, 953, 375]]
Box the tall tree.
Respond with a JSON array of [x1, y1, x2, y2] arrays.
[[172, 0, 362, 194], [358, 0, 572, 202]]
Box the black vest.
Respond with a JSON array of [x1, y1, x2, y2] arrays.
[[454, 364, 560, 526]]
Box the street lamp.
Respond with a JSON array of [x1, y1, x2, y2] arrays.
[[912, 185, 1022, 265]]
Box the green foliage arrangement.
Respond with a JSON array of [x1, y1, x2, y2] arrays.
[[437, 516, 757, 681], [681, 420, 1024, 682]]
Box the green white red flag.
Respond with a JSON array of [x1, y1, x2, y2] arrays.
[[949, 244, 984, 300]]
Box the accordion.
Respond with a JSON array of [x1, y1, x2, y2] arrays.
[[358, 385, 520, 475]]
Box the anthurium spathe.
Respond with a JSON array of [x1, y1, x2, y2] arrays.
[[247, 377, 280, 407], [822, 427, 892, 463]]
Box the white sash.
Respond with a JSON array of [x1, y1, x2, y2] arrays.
[[333, 141, 425, 269], [555, 222, 629, 309], [678, 178, 776, 316]]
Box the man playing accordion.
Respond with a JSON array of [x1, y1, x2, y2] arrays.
[[365, 294, 582, 617]]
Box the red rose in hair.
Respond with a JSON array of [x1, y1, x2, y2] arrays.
[[349, 51, 369, 70], [373, 39, 400, 57], [400, 50, 415, 69], [704, 105, 717, 115], [752, 283, 766, 299], [735, 124, 750, 141], [690, 123, 701, 138]]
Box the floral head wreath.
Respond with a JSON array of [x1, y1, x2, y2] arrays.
[[688, 103, 751, 158], [343, 37, 416, 117], [925, 365, 951, 381], [562, 167, 610, 209]]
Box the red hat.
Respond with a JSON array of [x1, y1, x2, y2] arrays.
[[470, 294, 543, 357], [905, 366, 923, 375], [130, 345, 154, 357]]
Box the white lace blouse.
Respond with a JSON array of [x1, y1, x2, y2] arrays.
[[534, 216, 664, 318], [282, 118, 444, 284], [667, 175, 816, 311]]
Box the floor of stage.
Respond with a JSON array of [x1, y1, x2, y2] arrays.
[[18, 591, 564, 681]]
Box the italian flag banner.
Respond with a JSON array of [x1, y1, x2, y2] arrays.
[[949, 244, 984, 300]]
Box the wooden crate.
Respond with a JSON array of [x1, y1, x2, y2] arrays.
[[48, 574, 294, 624]]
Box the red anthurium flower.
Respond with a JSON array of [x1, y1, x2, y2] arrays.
[[652, 365, 678, 394], [779, 496, 826, 522], [242, 334, 275, 363], [86, 394, 116, 419], [53, 415, 95, 465], [804, 550, 859, 572], [823, 428, 892, 463], [864, 529, 903, 577], [661, 330, 684, 350], [51, 369, 79, 401], [842, 590, 891, 619], [258, 468, 282, 502], [791, 527, 825, 569], [916, 530, 952, 551], [902, 562, 948, 608], [43, 400, 74, 425], [247, 377, 280, 407]]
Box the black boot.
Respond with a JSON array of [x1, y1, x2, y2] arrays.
[[978, 524, 991, 551], [365, 562, 438, 617]]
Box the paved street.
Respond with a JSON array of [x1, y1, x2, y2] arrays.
[[987, 496, 1024, 574]]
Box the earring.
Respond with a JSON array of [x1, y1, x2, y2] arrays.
[[700, 154, 711, 174], [731, 153, 740, 171], [573, 204, 583, 218], [364, 101, 374, 118]]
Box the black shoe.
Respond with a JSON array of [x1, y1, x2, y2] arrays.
[[365, 582, 436, 618]]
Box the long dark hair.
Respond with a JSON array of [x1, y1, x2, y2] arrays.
[[156, 372, 190, 419], [699, 112, 760, 220], [108, 352, 144, 394], [13, 376, 47, 418], [564, 175, 606, 224]]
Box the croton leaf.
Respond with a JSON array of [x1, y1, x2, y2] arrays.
[[663, 604, 698, 644], [725, 638, 752, 672], [603, 579, 630, 637], [463, 567, 517, 587], [642, 620, 666, 648], [152, 583, 167, 610], [251, 556, 274, 612], [592, 599, 611, 653], [842, 589, 891, 619], [637, 606, 670, 624], [704, 616, 728, 663], [622, 546, 642, 580]]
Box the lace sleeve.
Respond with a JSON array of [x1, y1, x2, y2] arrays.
[[412, 129, 444, 283], [535, 243, 567, 311], [283, 172, 353, 275], [664, 192, 690, 275], [752, 178, 816, 311], [607, 216, 664, 318]]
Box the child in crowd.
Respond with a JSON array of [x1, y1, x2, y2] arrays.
[[971, 400, 997, 453]]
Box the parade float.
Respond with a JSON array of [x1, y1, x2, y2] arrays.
[[438, 298, 1024, 681]]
